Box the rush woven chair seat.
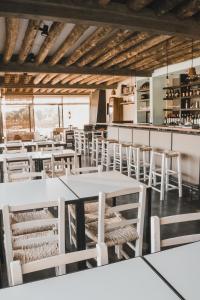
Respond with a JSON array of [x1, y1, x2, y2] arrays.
[[86, 216, 139, 247], [85, 186, 146, 261], [3, 198, 66, 286]]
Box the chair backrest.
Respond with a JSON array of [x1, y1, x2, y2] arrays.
[[36, 142, 54, 152], [151, 213, 200, 253], [51, 154, 76, 177], [7, 170, 48, 182], [97, 185, 146, 256], [3, 148, 27, 154], [3, 157, 33, 182], [3, 198, 66, 286], [70, 165, 102, 175]]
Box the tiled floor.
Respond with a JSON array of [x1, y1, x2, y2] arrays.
[[1, 156, 200, 287]]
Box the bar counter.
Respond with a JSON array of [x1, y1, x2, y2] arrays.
[[106, 123, 200, 186]]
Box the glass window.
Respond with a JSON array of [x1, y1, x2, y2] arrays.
[[63, 96, 90, 129], [34, 105, 60, 138]]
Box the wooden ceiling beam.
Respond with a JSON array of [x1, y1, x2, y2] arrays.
[[42, 73, 59, 84], [18, 19, 41, 64], [77, 29, 132, 67], [2, 1, 200, 38], [103, 35, 171, 68], [118, 36, 183, 68], [3, 18, 20, 64], [51, 74, 69, 85], [35, 22, 65, 65], [33, 73, 47, 84], [177, 0, 200, 18], [0, 80, 117, 90], [49, 24, 88, 66], [127, 0, 154, 11], [92, 32, 150, 67], [0, 62, 151, 77], [65, 26, 113, 66], [152, 0, 185, 16]]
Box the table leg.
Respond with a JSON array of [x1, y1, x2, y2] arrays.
[[0, 211, 4, 287], [143, 187, 152, 255], [75, 201, 86, 270], [78, 155, 82, 168], [0, 162, 3, 183]]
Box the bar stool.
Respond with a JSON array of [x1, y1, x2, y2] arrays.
[[128, 144, 152, 182], [101, 139, 116, 171], [79, 131, 88, 156], [90, 131, 104, 159], [91, 136, 104, 166], [113, 143, 129, 173], [148, 149, 182, 201]]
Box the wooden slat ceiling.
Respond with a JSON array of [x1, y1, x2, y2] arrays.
[[1, 0, 200, 95]]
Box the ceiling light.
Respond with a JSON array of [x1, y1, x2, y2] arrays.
[[39, 24, 49, 37]]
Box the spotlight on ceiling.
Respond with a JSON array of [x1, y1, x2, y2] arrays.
[[39, 24, 49, 37], [28, 53, 35, 63]]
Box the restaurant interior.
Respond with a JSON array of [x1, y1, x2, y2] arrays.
[[0, 0, 200, 299]]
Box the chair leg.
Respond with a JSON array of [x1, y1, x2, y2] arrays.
[[160, 154, 165, 201], [148, 152, 153, 187], [115, 245, 123, 260], [177, 155, 182, 197], [165, 157, 169, 192], [136, 148, 140, 181], [68, 207, 73, 245]]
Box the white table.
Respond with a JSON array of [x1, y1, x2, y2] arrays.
[[0, 177, 77, 209], [0, 149, 76, 162], [146, 241, 200, 300], [0, 258, 179, 300], [0, 140, 66, 150], [59, 171, 144, 198]]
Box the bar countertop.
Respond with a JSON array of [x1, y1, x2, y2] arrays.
[[105, 123, 200, 135]]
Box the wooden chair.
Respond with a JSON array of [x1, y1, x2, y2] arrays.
[[151, 213, 200, 253], [45, 153, 76, 178], [10, 242, 108, 286], [85, 186, 146, 260], [3, 157, 33, 182], [68, 166, 103, 247], [3, 198, 66, 286], [6, 170, 48, 182]]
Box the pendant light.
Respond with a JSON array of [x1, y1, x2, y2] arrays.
[[188, 39, 198, 81], [165, 40, 170, 87]]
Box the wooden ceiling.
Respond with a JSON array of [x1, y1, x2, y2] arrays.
[[0, 0, 200, 95]]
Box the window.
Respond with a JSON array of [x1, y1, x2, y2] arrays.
[[63, 96, 90, 129]]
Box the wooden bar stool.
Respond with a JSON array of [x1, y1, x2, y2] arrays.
[[91, 137, 104, 166], [140, 146, 152, 182], [128, 144, 140, 181], [101, 139, 116, 171], [148, 149, 182, 200], [165, 150, 182, 198], [113, 143, 129, 173]]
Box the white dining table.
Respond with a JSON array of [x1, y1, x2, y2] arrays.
[[0, 177, 77, 209], [145, 241, 200, 300], [0, 257, 180, 300], [0, 140, 66, 149], [0, 149, 76, 162], [59, 170, 144, 198]]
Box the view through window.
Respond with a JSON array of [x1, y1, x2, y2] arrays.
[[1, 95, 90, 139]]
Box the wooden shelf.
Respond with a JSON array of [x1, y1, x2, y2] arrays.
[[120, 102, 134, 105], [164, 95, 200, 101], [163, 80, 200, 90], [137, 89, 149, 93], [139, 99, 150, 101], [137, 109, 150, 112]]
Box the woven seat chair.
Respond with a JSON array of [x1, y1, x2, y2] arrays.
[[85, 186, 146, 261], [6, 170, 48, 182], [3, 198, 66, 286], [68, 165, 114, 247], [43, 153, 76, 178], [3, 157, 34, 182]]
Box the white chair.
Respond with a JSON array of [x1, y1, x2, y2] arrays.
[[91, 136, 104, 167], [113, 143, 129, 174], [11, 242, 108, 286], [151, 213, 200, 253], [79, 131, 88, 156], [3, 148, 27, 154], [7, 170, 48, 182], [101, 139, 116, 171], [3, 198, 66, 286], [74, 130, 81, 154], [36, 142, 54, 152], [86, 186, 146, 260], [44, 154, 76, 178], [68, 166, 103, 247], [3, 157, 34, 182]]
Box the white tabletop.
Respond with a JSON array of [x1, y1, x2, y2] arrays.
[[0, 149, 76, 162], [60, 171, 144, 199], [0, 177, 77, 209], [0, 141, 66, 148], [0, 258, 179, 300], [146, 241, 200, 300]]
